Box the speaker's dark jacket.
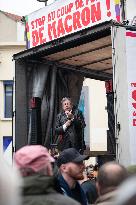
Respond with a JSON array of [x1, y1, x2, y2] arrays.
[[55, 107, 86, 152]]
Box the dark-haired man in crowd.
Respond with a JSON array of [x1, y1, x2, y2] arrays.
[[55, 97, 86, 153]]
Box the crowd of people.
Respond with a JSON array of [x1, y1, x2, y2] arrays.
[[1, 97, 136, 205], [1, 145, 136, 205]]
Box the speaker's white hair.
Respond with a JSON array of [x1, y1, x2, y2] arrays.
[[61, 97, 72, 104]]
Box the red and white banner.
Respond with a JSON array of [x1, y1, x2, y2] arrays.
[[25, 0, 121, 48], [126, 30, 136, 162], [126, 30, 136, 127]]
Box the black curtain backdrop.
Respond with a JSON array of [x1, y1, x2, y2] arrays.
[[27, 63, 84, 148]]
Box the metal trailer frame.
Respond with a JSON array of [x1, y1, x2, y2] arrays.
[[13, 20, 115, 159]]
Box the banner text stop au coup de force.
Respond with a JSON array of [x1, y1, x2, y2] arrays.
[[25, 0, 121, 48]]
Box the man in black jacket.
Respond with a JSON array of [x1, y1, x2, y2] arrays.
[[55, 97, 86, 153]]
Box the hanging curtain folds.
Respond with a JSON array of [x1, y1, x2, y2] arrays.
[[27, 63, 84, 148]]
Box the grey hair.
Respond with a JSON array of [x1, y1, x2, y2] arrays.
[[61, 97, 72, 104]]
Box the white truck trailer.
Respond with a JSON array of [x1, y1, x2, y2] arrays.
[[13, 0, 136, 166], [112, 24, 136, 166]]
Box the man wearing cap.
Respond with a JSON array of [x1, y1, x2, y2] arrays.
[[14, 145, 81, 205], [55, 97, 86, 153], [56, 148, 89, 205]]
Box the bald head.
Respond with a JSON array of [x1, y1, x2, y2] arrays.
[[97, 162, 128, 195]]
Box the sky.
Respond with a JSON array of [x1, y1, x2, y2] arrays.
[[0, 0, 47, 16], [0, 0, 135, 19]]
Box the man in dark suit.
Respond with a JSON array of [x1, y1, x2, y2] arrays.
[[55, 97, 86, 153]]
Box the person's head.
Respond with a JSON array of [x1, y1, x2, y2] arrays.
[[96, 161, 128, 195], [0, 157, 22, 205], [57, 148, 89, 181], [112, 176, 136, 205], [14, 145, 55, 177], [61, 97, 73, 112]]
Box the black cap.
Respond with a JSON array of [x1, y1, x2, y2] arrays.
[[57, 148, 89, 167]]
